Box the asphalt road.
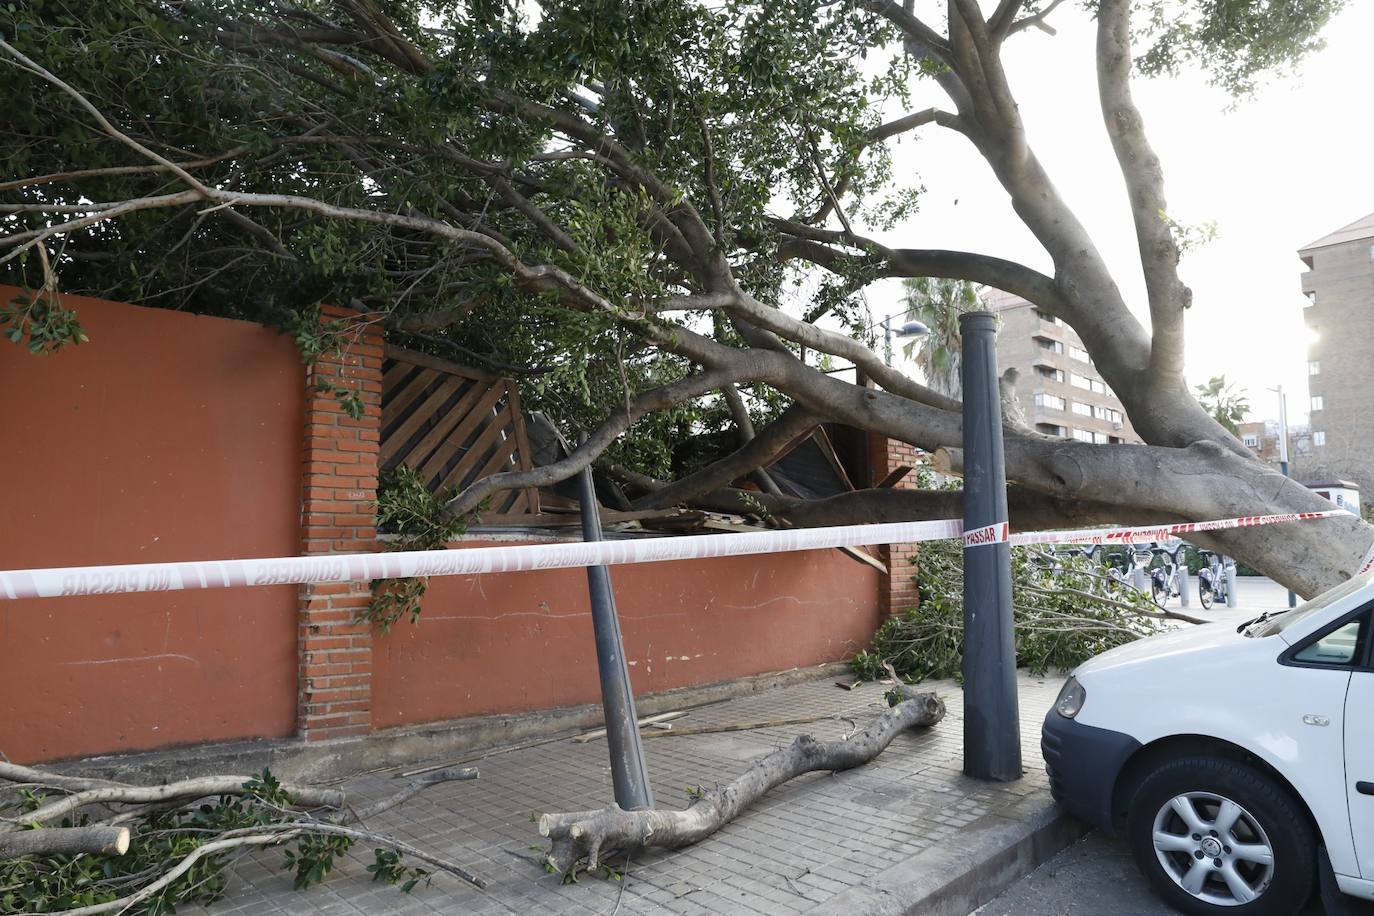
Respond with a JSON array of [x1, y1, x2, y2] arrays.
[[974, 831, 1372, 916]]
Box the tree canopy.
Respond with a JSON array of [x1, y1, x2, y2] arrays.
[[1, 0, 1365, 595]]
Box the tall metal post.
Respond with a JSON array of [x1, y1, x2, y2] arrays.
[[576, 447, 654, 810], [958, 311, 1022, 782], [1273, 386, 1298, 609]]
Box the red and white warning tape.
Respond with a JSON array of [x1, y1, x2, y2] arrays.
[[1005, 510, 1350, 547], [0, 510, 1363, 602]]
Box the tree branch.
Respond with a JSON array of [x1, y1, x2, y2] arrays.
[[445, 367, 754, 517], [1096, 0, 1191, 378], [633, 404, 819, 510]]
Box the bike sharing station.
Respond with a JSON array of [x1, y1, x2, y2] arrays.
[[4, 311, 1371, 914]]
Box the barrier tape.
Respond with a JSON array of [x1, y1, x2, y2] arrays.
[[963, 522, 1009, 548], [0, 509, 1360, 602], [1006, 509, 1350, 547], [1358, 540, 1374, 577]]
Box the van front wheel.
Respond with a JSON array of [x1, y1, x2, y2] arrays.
[[1126, 754, 1314, 915]]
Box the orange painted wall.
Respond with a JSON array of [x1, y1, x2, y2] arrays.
[[371, 544, 881, 728], [0, 288, 304, 763]]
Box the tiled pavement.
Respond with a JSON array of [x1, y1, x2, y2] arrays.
[[196, 672, 1063, 915]]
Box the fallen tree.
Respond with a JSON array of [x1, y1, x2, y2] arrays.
[[0, 761, 482, 914], [539, 686, 945, 874], [0, 0, 1365, 595]]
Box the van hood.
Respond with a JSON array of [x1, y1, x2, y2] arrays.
[[1074, 620, 1250, 677]]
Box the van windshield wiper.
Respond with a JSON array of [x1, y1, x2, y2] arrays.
[[1240, 609, 1290, 636]]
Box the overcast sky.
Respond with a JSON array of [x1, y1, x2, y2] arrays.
[[862, 1, 1374, 427]]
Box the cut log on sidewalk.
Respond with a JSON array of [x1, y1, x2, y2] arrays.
[[0, 826, 130, 858], [538, 687, 945, 872]]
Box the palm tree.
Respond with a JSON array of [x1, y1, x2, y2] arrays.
[[897, 277, 985, 399], [1193, 375, 1250, 435]]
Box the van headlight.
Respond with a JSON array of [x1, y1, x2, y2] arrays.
[[1054, 677, 1086, 719]]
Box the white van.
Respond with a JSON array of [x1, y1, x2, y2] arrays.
[[1042, 572, 1374, 914]]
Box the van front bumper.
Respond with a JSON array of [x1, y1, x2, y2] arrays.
[[1041, 708, 1141, 833]]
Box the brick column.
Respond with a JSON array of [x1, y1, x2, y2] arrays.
[[297, 305, 384, 740], [870, 434, 924, 618]]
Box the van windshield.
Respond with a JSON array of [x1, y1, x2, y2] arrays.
[[1246, 570, 1374, 637]]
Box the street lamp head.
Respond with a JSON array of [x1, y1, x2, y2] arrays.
[[891, 319, 930, 338]]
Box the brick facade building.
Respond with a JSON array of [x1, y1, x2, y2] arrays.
[[1299, 211, 1374, 497], [983, 288, 1141, 444]]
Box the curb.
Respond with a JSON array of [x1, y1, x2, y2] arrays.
[[807, 795, 1089, 916]]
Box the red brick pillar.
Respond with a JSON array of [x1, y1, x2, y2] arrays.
[[297, 305, 384, 740], [870, 434, 925, 618]]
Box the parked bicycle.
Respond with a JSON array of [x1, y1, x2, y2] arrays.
[[1148, 542, 1187, 608], [1196, 548, 1234, 609]]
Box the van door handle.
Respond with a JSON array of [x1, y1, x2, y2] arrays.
[[1358, 782, 1374, 796]]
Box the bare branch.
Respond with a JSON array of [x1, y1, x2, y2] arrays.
[[633, 404, 819, 510], [1096, 0, 1191, 377]]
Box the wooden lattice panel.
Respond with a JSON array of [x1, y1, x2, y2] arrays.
[[380, 345, 539, 515]]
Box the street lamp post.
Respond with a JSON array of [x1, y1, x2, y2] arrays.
[[959, 311, 1021, 782], [1270, 385, 1297, 609], [875, 316, 931, 367]]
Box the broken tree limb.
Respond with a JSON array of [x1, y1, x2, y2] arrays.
[[0, 826, 130, 858], [639, 714, 842, 738], [0, 762, 128, 792], [13, 774, 345, 826], [538, 687, 945, 872], [573, 711, 688, 743], [344, 766, 478, 823]]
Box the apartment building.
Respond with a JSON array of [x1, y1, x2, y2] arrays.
[[1237, 420, 1282, 465], [1298, 211, 1374, 496], [984, 288, 1142, 444]]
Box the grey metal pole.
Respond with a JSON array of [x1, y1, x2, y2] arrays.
[[958, 311, 1021, 782], [1225, 559, 1239, 609], [1178, 550, 1190, 609], [1274, 386, 1297, 609], [576, 448, 654, 810]]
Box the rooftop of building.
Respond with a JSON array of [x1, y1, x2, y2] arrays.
[[1299, 210, 1374, 263]]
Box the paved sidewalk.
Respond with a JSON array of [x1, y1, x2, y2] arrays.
[[196, 673, 1065, 915]]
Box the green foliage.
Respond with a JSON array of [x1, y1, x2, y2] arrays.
[[851, 540, 1163, 683], [367, 848, 431, 893], [0, 769, 419, 916], [1193, 374, 1249, 434], [1133, 0, 1347, 96], [897, 277, 984, 398], [1, 288, 87, 353], [366, 466, 474, 632], [281, 304, 366, 419]]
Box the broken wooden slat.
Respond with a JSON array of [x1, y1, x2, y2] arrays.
[[572, 711, 687, 743]]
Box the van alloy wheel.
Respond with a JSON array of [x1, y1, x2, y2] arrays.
[[1151, 791, 1275, 907]]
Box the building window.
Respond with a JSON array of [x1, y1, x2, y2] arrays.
[[1036, 366, 1064, 383], [1033, 309, 1061, 326], [1311, 395, 1323, 411], [1313, 431, 1326, 446], [1094, 406, 1122, 424], [1036, 337, 1064, 354], [1070, 374, 1107, 395], [1109, 435, 1124, 444], [1242, 434, 1260, 447], [1034, 393, 1066, 411], [1072, 401, 1092, 417], [1071, 428, 1108, 444], [1037, 423, 1067, 437], [1309, 360, 1320, 376], [1069, 345, 1091, 363], [1370, 243, 1374, 261]]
